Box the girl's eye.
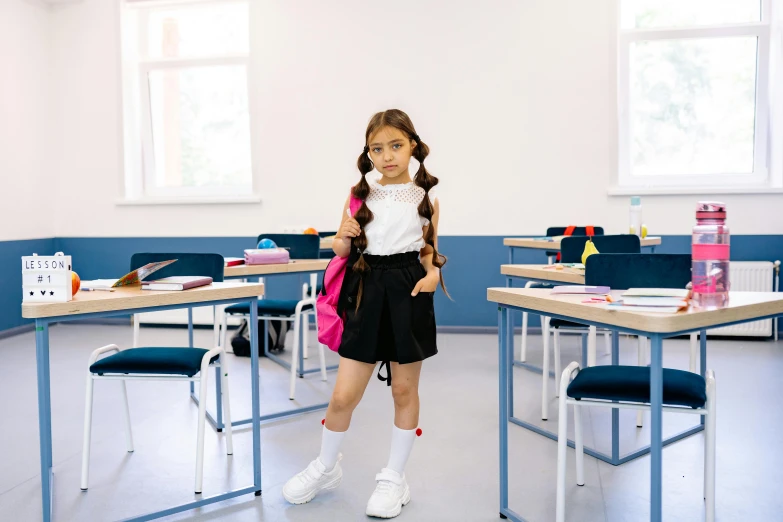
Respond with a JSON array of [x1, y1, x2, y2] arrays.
[[372, 147, 382, 153], [392, 144, 401, 149]]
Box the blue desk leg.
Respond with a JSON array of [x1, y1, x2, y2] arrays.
[[35, 319, 53, 522], [611, 330, 620, 463], [700, 329, 707, 426], [498, 306, 510, 519], [507, 247, 515, 416], [250, 303, 262, 496], [650, 334, 664, 522]]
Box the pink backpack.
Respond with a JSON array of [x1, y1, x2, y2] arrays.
[[317, 194, 363, 352]]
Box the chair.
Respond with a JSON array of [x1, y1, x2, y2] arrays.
[[544, 226, 606, 263], [539, 236, 641, 420], [587, 253, 698, 427], [221, 234, 328, 400], [80, 253, 233, 495], [519, 226, 606, 364], [556, 362, 716, 522]]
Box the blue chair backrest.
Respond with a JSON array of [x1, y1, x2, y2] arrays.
[[546, 226, 605, 237], [318, 231, 337, 238], [130, 253, 225, 282], [561, 234, 641, 263], [585, 254, 692, 290], [256, 234, 320, 260]]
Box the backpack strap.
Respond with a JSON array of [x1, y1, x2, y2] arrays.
[[586, 225, 595, 237], [348, 193, 363, 216], [556, 226, 578, 262]]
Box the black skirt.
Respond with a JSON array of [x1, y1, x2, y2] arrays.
[[338, 251, 438, 381]]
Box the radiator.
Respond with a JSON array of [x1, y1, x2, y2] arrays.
[[707, 261, 780, 338]]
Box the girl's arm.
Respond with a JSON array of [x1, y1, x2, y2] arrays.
[[413, 199, 441, 295], [333, 196, 360, 258]]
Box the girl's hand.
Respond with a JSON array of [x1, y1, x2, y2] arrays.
[[338, 217, 361, 241], [411, 272, 440, 296]]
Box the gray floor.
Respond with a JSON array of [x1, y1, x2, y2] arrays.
[[1, 323, 782, 522]]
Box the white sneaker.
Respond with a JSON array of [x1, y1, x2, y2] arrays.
[[282, 455, 343, 505], [365, 468, 411, 519]]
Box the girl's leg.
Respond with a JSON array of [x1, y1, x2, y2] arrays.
[[325, 357, 376, 430], [318, 357, 375, 470], [387, 361, 423, 473], [283, 357, 375, 505]]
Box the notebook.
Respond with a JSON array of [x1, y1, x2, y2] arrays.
[[81, 260, 177, 290], [621, 297, 689, 307], [141, 276, 213, 291], [622, 288, 690, 299], [224, 257, 245, 267], [606, 304, 684, 314], [551, 285, 610, 295]]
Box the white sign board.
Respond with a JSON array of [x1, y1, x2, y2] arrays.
[[22, 253, 73, 303]]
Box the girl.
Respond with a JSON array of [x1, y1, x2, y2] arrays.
[[283, 109, 447, 519]]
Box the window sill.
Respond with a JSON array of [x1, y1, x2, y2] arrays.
[[608, 186, 783, 196], [116, 195, 262, 206]]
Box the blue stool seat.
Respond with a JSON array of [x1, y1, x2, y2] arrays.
[[90, 348, 219, 378], [567, 366, 707, 408], [225, 299, 313, 317]]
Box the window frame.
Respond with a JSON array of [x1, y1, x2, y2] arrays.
[[121, 0, 254, 202], [617, 0, 773, 191]]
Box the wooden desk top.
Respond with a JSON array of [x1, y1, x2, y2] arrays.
[[320, 237, 335, 250], [224, 259, 329, 278], [22, 282, 264, 319], [501, 264, 586, 285], [487, 287, 783, 334], [503, 236, 662, 250]]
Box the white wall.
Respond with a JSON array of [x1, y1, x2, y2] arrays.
[[43, 0, 783, 238], [0, 0, 53, 241]]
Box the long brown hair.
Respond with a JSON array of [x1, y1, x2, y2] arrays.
[[351, 109, 448, 307]]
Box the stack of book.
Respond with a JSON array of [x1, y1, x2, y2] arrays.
[[608, 288, 690, 313]]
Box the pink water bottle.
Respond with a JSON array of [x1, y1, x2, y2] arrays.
[[691, 202, 730, 308]]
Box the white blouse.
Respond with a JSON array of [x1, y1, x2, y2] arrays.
[[348, 176, 438, 256]]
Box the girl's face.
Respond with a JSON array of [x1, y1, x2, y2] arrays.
[[368, 126, 416, 181]]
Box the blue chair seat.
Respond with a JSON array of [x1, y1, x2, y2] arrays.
[[225, 299, 313, 317], [90, 348, 219, 378], [567, 366, 707, 408], [550, 318, 589, 329]]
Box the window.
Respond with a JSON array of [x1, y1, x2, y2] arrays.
[[617, 0, 778, 191], [120, 0, 253, 201]]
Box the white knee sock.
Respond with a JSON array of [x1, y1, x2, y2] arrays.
[[386, 425, 417, 475], [318, 426, 346, 471]]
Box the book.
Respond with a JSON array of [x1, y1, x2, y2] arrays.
[[141, 276, 213, 291], [224, 257, 245, 267], [606, 303, 684, 314], [81, 279, 120, 290], [622, 288, 690, 299], [621, 297, 689, 307], [551, 285, 610, 295], [81, 260, 178, 290]]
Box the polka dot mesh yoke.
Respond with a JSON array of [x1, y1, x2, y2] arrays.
[[366, 183, 427, 205]]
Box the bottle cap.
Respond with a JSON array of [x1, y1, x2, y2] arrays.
[[696, 201, 726, 219], [630, 196, 641, 206]]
